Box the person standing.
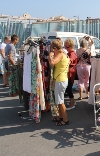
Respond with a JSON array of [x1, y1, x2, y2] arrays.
[[0, 36, 10, 87], [49, 38, 70, 126], [64, 39, 78, 110], [5, 34, 19, 97], [76, 39, 91, 99]]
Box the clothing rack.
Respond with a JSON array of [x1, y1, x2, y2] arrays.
[[88, 56, 100, 127], [93, 83, 100, 127], [18, 39, 51, 123]]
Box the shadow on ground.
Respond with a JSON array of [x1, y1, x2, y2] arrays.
[[0, 75, 100, 150]]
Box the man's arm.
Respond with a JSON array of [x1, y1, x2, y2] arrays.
[[0, 49, 5, 59]]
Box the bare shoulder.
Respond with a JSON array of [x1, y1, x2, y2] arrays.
[[56, 52, 63, 59]]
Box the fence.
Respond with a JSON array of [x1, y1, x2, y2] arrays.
[[0, 19, 100, 48]]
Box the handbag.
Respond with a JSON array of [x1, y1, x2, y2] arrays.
[[52, 65, 69, 91]]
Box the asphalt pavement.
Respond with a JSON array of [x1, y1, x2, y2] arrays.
[[0, 75, 100, 156]]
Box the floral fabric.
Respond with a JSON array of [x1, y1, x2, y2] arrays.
[[29, 47, 41, 123], [50, 68, 59, 117], [8, 63, 19, 97], [40, 44, 51, 102]]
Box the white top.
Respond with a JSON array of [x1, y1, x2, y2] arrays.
[[90, 44, 95, 56], [63, 48, 68, 55], [0, 42, 6, 60], [23, 52, 32, 93]]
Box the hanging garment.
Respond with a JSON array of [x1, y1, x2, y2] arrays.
[[88, 58, 100, 105], [37, 47, 45, 110], [40, 44, 51, 102], [23, 52, 32, 93], [50, 67, 59, 117], [29, 46, 45, 123]]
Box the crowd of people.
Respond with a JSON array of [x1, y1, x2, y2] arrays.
[[49, 36, 94, 126], [0, 34, 94, 126]]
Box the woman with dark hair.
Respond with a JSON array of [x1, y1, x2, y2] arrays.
[[64, 39, 78, 110]]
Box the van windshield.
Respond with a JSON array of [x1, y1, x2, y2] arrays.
[[62, 37, 78, 49], [48, 36, 78, 49], [48, 36, 56, 41]]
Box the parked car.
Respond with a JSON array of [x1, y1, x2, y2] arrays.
[[40, 32, 100, 53]]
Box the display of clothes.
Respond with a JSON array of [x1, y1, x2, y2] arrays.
[[8, 37, 55, 123], [88, 57, 100, 105], [40, 44, 51, 101], [29, 46, 45, 123], [39, 43, 51, 111]]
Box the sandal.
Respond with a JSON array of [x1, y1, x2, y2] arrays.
[[56, 120, 69, 126], [3, 84, 9, 87], [77, 97, 82, 100], [84, 96, 89, 99], [52, 117, 63, 122]]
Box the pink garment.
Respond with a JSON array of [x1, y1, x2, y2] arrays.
[[77, 65, 91, 88]]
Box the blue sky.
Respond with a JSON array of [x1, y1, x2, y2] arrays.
[[0, 0, 100, 20]]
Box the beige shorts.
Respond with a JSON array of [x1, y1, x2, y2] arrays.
[[54, 80, 68, 105]]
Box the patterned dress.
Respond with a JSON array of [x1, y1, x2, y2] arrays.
[[40, 44, 51, 102], [29, 47, 41, 123], [50, 67, 59, 117]]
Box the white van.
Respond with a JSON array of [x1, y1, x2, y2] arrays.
[[40, 32, 100, 53]]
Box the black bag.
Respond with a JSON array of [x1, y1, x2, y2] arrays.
[[5, 61, 8, 71]]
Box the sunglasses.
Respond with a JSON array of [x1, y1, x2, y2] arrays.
[[64, 46, 70, 49]]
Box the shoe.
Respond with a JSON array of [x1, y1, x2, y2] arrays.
[[84, 96, 89, 99], [77, 97, 82, 100], [66, 102, 77, 106], [52, 117, 63, 122], [67, 105, 75, 111], [3, 84, 9, 87], [56, 120, 69, 126]]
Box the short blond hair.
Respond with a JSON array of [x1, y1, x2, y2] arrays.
[[64, 38, 74, 48], [52, 38, 63, 49]]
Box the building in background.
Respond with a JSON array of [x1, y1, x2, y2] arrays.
[[0, 14, 100, 48]]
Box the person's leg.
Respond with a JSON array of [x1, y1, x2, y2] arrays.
[[3, 72, 7, 85], [58, 105, 63, 118], [77, 66, 84, 99], [84, 65, 91, 97], [58, 103, 68, 122], [54, 81, 69, 125], [66, 78, 75, 107], [2, 63, 8, 85], [79, 87, 83, 99]]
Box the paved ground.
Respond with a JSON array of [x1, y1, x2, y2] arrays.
[[0, 75, 100, 156]]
